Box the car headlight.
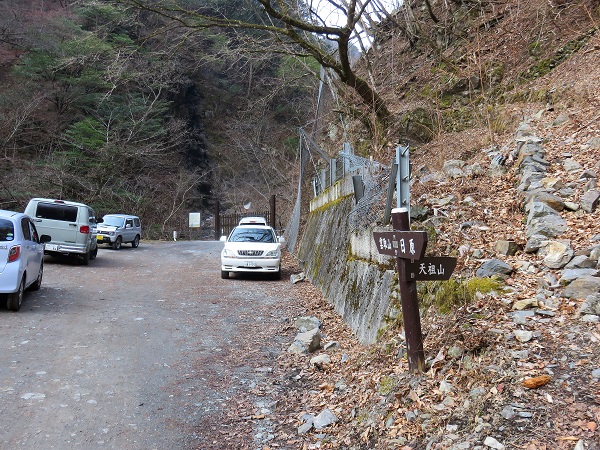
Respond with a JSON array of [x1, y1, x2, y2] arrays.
[[265, 249, 279, 257], [222, 248, 236, 257], [109, 231, 115, 236]]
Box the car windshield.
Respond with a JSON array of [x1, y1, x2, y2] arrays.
[[0, 219, 15, 241], [229, 227, 275, 243], [103, 216, 125, 227]]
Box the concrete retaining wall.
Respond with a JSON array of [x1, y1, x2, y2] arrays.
[[298, 190, 400, 344]]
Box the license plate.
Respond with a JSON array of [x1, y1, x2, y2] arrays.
[[244, 261, 257, 268], [96, 236, 103, 241], [45, 244, 58, 251]]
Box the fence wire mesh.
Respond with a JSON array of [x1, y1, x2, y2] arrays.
[[284, 132, 392, 254], [340, 153, 391, 233]]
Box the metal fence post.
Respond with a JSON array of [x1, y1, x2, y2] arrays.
[[214, 201, 221, 240], [330, 158, 337, 184]]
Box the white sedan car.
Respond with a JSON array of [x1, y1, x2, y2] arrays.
[[0, 210, 51, 311], [220, 225, 284, 279]]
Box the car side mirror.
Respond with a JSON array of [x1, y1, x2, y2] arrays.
[[278, 236, 285, 244], [40, 235, 52, 244], [219, 236, 227, 242], [97, 218, 103, 224]]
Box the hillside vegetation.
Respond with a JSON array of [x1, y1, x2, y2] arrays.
[[0, 0, 316, 235]]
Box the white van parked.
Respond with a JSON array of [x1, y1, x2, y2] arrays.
[[24, 198, 99, 265]]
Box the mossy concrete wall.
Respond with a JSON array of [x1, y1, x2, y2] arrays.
[[297, 193, 400, 344]]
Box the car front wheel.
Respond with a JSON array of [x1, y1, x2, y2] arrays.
[[112, 236, 122, 250], [7, 277, 24, 311], [221, 270, 229, 279]]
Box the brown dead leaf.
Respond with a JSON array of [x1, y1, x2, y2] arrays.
[[588, 421, 598, 432], [522, 375, 551, 389], [557, 436, 580, 441]]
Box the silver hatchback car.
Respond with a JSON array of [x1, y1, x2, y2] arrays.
[[0, 210, 51, 311]]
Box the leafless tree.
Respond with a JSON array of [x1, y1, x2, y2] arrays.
[[119, 0, 397, 122]]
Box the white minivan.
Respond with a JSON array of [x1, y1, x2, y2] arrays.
[[24, 198, 99, 265]]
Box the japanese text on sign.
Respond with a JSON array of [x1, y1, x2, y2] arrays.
[[378, 236, 417, 256], [419, 262, 445, 276], [372, 231, 427, 260]]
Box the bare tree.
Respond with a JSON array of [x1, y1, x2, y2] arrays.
[[119, 0, 394, 121]]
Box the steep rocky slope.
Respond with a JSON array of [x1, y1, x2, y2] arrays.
[[257, 1, 600, 449]]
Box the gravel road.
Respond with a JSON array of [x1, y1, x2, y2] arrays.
[[0, 240, 301, 449]]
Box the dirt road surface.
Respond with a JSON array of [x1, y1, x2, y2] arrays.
[[0, 240, 304, 449]]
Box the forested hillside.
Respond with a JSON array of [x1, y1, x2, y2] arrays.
[[0, 0, 317, 236]]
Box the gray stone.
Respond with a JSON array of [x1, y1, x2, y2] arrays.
[[447, 345, 464, 358], [476, 259, 513, 278], [465, 163, 484, 176], [313, 409, 337, 430], [580, 169, 597, 179], [290, 272, 306, 284], [509, 310, 535, 323], [525, 235, 547, 253], [289, 328, 322, 353], [565, 255, 596, 269], [552, 114, 570, 126], [495, 240, 519, 256], [444, 159, 466, 169], [559, 269, 600, 285], [562, 276, 600, 300], [541, 177, 563, 190], [500, 405, 516, 419], [483, 436, 506, 450], [323, 341, 340, 351], [526, 202, 567, 238], [524, 191, 565, 212], [584, 178, 597, 192], [582, 315, 599, 322], [298, 421, 313, 435], [527, 215, 567, 239], [310, 354, 331, 366], [580, 293, 600, 315], [444, 167, 465, 179], [410, 204, 430, 221], [564, 201, 579, 211], [510, 350, 529, 359], [294, 316, 321, 332], [590, 246, 600, 261], [287, 341, 305, 354], [587, 137, 600, 148], [563, 158, 582, 172], [580, 190, 600, 213], [514, 330, 533, 342], [539, 240, 573, 269], [558, 187, 576, 197], [432, 195, 458, 206]]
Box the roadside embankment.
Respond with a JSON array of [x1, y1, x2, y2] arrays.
[[297, 184, 398, 344]]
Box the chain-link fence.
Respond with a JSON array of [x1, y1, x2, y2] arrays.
[[284, 129, 391, 253]]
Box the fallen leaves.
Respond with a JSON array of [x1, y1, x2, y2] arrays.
[[522, 375, 551, 389]]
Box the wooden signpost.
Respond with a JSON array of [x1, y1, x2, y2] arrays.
[[374, 208, 457, 373]]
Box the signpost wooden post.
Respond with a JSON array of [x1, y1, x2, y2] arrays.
[[374, 208, 457, 374], [391, 208, 426, 373]]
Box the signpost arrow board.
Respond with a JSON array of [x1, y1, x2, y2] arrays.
[[373, 231, 427, 260], [403, 257, 458, 281]]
